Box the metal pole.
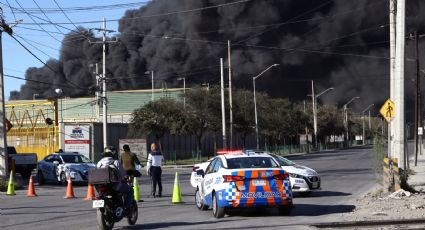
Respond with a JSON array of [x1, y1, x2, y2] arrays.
[[344, 105, 348, 146], [254, 76, 259, 150], [362, 112, 365, 145], [183, 77, 186, 109], [395, 0, 406, 169], [228, 40, 233, 149], [220, 58, 227, 149], [102, 17, 108, 148], [151, 71, 154, 102], [95, 63, 100, 122], [0, 25, 8, 176], [312, 80, 317, 148], [415, 31, 420, 166], [389, 0, 397, 160]]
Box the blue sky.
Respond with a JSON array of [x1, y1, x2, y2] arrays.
[[1, 0, 149, 100]]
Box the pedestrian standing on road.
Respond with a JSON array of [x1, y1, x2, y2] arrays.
[[147, 143, 164, 198], [119, 144, 141, 176]]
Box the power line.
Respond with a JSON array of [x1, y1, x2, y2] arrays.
[[32, 0, 64, 35], [5, 74, 86, 90], [9, 33, 83, 88], [5, 1, 150, 14], [14, 0, 63, 44], [5, 0, 17, 21], [235, 0, 334, 44], [52, 0, 91, 42], [14, 0, 254, 25], [13, 33, 56, 58]]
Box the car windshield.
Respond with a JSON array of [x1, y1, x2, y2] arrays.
[[61, 154, 91, 164], [271, 154, 296, 166], [226, 157, 279, 169]]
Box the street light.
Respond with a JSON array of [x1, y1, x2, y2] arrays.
[[177, 77, 186, 109], [343, 96, 360, 147], [362, 104, 374, 145], [253, 63, 279, 149], [312, 87, 334, 148]]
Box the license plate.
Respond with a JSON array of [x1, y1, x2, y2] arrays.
[[312, 182, 319, 188], [252, 179, 266, 186], [93, 200, 104, 208]]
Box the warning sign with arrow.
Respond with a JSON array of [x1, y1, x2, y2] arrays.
[[380, 99, 394, 122]]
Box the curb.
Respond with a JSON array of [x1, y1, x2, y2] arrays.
[[312, 218, 425, 228]]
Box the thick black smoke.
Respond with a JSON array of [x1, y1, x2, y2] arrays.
[[10, 0, 425, 115]]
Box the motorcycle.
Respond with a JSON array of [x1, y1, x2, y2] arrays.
[[89, 168, 139, 230]]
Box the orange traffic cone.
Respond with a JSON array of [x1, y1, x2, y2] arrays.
[[84, 183, 95, 200], [26, 175, 37, 197], [64, 177, 76, 199]]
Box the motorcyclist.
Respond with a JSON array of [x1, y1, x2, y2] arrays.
[[97, 147, 134, 212]]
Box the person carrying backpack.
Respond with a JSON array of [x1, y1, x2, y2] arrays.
[[119, 144, 141, 176], [97, 148, 134, 211]]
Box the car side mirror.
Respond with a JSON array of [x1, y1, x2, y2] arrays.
[[196, 169, 205, 178], [53, 161, 59, 165]]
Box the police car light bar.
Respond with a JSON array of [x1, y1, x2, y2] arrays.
[[216, 149, 244, 155]]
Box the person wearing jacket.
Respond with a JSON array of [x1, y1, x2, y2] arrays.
[[146, 143, 164, 198], [119, 144, 141, 176], [97, 148, 134, 210]]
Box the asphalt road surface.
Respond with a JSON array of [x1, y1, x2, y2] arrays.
[[0, 146, 377, 230]]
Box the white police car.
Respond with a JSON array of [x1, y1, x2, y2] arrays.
[[37, 152, 96, 185], [194, 151, 293, 218], [268, 153, 321, 195]]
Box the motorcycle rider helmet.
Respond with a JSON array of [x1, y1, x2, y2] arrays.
[[103, 147, 113, 158]]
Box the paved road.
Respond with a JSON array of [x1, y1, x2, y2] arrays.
[[0, 146, 377, 230]]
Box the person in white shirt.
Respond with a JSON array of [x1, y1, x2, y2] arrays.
[[146, 143, 164, 198]]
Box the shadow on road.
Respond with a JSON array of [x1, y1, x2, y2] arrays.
[[293, 190, 351, 198], [222, 203, 355, 217], [117, 219, 239, 230], [292, 203, 355, 216]]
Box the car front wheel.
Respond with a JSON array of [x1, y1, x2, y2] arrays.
[[195, 188, 209, 210], [60, 172, 67, 185], [212, 193, 225, 218]]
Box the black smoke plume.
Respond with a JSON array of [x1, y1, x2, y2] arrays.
[[10, 0, 425, 116]]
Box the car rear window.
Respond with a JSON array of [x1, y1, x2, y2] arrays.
[[61, 155, 91, 164], [226, 157, 279, 169]]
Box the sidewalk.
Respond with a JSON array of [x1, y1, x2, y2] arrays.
[[408, 149, 425, 192]]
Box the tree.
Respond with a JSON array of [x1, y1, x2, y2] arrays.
[[232, 90, 256, 148], [128, 98, 185, 150], [183, 86, 215, 158]]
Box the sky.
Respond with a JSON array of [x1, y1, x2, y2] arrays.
[[1, 0, 149, 100]]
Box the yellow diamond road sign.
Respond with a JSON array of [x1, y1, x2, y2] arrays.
[[380, 99, 394, 122]]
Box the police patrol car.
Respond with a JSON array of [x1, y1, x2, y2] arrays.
[[193, 150, 293, 218]]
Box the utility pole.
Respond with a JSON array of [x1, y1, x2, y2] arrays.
[[389, 0, 397, 159], [220, 58, 227, 149], [94, 63, 100, 122], [394, 0, 406, 169], [0, 10, 11, 176], [151, 71, 154, 101], [414, 31, 421, 166], [90, 17, 117, 148], [311, 80, 317, 148], [228, 40, 233, 149]]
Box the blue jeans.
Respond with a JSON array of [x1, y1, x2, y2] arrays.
[[115, 183, 134, 209]]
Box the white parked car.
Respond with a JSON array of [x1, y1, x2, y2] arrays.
[[37, 152, 96, 185], [268, 153, 321, 195], [193, 151, 293, 218]]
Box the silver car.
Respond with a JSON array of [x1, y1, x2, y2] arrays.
[[37, 152, 95, 185]]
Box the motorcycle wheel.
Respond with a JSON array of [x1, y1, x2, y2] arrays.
[[97, 208, 114, 230], [127, 202, 138, 225]]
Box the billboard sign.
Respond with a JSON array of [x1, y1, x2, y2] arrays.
[[64, 125, 91, 159]]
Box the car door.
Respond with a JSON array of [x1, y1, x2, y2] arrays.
[[40, 155, 55, 181], [202, 159, 218, 199], [203, 158, 225, 205]]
